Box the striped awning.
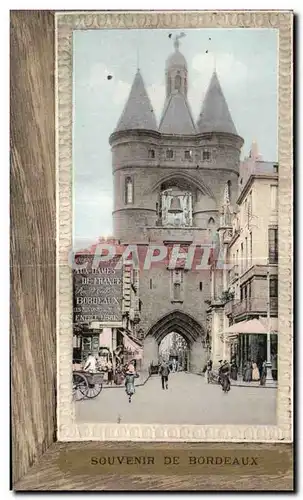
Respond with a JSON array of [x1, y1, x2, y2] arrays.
[[120, 331, 143, 359]]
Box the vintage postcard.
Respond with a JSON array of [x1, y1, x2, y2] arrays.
[[56, 11, 293, 443]]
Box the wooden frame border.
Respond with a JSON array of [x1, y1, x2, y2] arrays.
[[11, 10, 294, 490]]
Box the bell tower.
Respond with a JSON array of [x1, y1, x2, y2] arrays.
[[109, 37, 244, 374], [165, 34, 188, 98]]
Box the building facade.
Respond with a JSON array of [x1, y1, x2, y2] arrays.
[[72, 238, 142, 364], [208, 142, 279, 375], [109, 36, 244, 372]]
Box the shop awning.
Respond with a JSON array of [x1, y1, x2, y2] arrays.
[[120, 331, 143, 359], [223, 318, 278, 335]]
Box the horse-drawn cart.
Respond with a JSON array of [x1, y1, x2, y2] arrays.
[[72, 371, 104, 401]]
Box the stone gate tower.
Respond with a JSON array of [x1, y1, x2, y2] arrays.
[[109, 36, 243, 372]]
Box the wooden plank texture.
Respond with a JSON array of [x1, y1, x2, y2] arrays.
[[10, 10, 56, 485], [14, 442, 293, 491], [10, 10, 293, 492]]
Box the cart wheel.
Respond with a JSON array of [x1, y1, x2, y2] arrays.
[[73, 372, 88, 401], [80, 381, 103, 399]]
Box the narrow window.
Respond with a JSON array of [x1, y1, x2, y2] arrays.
[[171, 269, 183, 302], [245, 236, 248, 270], [174, 74, 181, 90], [268, 228, 278, 263], [125, 177, 133, 204], [149, 278, 152, 289], [166, 149, 174, 160], [174, 283, 181, 301], [184, 150, 193, 160], [250, 232, 253, 265], [202, 149, 210, 161], [199, 282, 203, 291], [227, 180, 231, 200], [269, 276, 278, 312], [148, 149, 155, 159]]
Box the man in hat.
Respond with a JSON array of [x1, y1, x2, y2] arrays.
[[83, 352, 97, 374], [159, 360, 170, 390]]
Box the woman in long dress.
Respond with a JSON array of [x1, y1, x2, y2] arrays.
[[124, 363, 139, 403], [243, 360, 252, 382], [252, 361, 260, 381]]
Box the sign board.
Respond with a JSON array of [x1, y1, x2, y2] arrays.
[[73, 255, 123, 323]]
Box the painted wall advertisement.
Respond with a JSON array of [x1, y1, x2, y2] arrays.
[[73, 255, 123, 323]]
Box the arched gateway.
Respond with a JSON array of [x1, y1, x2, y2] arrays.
[[142, 311, 208, 374]]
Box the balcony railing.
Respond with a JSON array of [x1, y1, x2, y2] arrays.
[[232, 297, 278, 317], [228, 265, 239, 283], [224, 300, 234, 315]]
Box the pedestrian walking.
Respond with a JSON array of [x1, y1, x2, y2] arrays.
[[124, 363, 139, 403], [230, 358, 238, 381], [252, 361, 260, 381], [172, 358, 177, 373], [260, 360, 267, 385], [219, 360, 231, 392], [205, 358, 213, 383], [243, 360, 252, 382], [159, 361, 170, 390], [107, 359, 113, 385]]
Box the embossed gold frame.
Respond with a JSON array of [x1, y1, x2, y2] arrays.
[[11, 10, 293, 490]]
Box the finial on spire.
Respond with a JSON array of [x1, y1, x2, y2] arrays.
[[173, 32, 186, 51]]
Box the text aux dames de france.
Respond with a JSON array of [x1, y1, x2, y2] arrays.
[[73, 259, 123, 323]]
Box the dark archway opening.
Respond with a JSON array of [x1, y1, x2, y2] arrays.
[[159, 332, 190, 371], [143, 310, 207, 374]]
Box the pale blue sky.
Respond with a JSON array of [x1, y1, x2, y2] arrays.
[[73, 28, 278, 249]]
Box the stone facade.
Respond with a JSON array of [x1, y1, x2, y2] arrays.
[[208, 143, 279, 367], [109, 37, 244, 373]]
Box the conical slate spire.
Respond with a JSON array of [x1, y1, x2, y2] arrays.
[[115, 70, 158, 132], [197, 71, 237, 135], [159, 92, 196, 135]]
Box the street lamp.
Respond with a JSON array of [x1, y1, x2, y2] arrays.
[[266, 260, 274, 384]]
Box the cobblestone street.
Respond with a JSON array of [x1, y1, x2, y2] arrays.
[[76, 371, 277, 425]]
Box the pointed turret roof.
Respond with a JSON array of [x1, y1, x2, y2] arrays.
[[115, 70, 158, 133], [159, 92, 196, 135], [197, 71, 238, 135]]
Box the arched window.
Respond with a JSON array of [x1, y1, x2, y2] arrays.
[[166, 149, 174, 160], [148, 149, 155, 159], [208, 217, 216, 242], [174, 74, 181, 90], [227, 180, 231, 200], [125, 177, 133, 204]]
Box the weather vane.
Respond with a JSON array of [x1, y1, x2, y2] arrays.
[[174, 32, 186, 50]]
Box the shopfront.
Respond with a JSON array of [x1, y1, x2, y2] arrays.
[[237, 333, 278, 378], [223, 318, 278, 379]]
